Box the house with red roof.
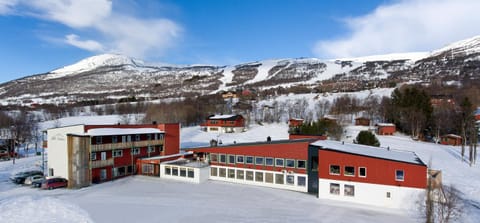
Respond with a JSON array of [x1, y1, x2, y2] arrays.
[[200, 114, 246, 133]]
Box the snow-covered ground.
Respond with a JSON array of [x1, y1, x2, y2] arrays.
[[0, 117, 479, 222]]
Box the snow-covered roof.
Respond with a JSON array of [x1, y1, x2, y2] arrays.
[[86, 128, 163, 136], [442, 134, 462, 139], [311, 140, 425, 166], [208, 114, 238, 120], [376, 123, 395, 127]]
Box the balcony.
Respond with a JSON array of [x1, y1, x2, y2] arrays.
[[90, 139, 164, 152], [91, 158, 114, 168]]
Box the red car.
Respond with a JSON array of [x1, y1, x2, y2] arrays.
[[41, 177, 68, 190]]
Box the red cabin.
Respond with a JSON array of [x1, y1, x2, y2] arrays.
[[200, 114, 246, 133], [440, 134, 462, 146], [376, 123, 396, 135], [355, 117, 370, 126]]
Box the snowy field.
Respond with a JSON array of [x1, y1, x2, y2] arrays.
[[0, 116, 479, 222]]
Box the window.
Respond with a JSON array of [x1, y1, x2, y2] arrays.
[[157, 145, 163, 152], [396, 170, 404, 181], [255, 157, 264, 165], [122, 135, 126, 143], [236, 170, 244, 180], [210, 167, 218, 177], [96, 136, 102, 144], [344, 185, 355, 196], [113, 150, 123, 157], [135, 134, 140, 141], [228, 169, 235, 178], [386, 192, 391, 198], [275, 173, 284, 184], [265, 172, 273, 183], [131, 148, 140, 155], [219, 168, 226, 178], [286, 159, 295, 168], [165, 166, 171, 175], [180, 168, 186, 177], [330, 183, 340, 195], [329, 165, 340, 175], [344, 166, 355, 176], [147, 134, 151, 140], [255, 172, 264, 182], [228, 155, 236, 164], [113, 168, 119, 177], [91, 152, 97, 161], [147, 146, 155, 153], [142, 164, 154, 175], [100, 169, 107, 180], [112, 136, 118, 143], [265, 157, 274, 166], [245, 156, 254, 164], [127, 135, 132, 142], [219, 154, 226, 163], [159, 134, 164, 140], [286, 175, 295, 185], [296, 160, 306, 169], [210, 154, 218, 162], [101, 152, 106, 160], [246, 171, 254, 181], [359, 167, 367, 177], [187, 169, 194, 178], [172, 167, 179, 176], [297, 176, 306, 187], [275, 158, 284, 167], [236, 155, 244, 163]]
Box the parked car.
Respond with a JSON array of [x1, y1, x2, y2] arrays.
[[31, 179, 45, 188], [0, 149, 17, 160], [41, 177, 68, 190], [10, 170, 44, 184], [24, 175, 45, 185]]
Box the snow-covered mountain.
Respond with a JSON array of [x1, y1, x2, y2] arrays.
[[1, 36, 480, 105]]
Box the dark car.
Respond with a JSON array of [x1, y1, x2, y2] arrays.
[[41, 177, 68, 190], [10, 170, 44, 184], [31, 179, 45, 188]]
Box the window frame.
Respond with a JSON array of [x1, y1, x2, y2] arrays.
[[286, 159, 295, 168], [236, 155, 244, 164], [395, 169, 405, 181], [91, 152, 97, 161], [210, 153, 218, 163], [359, 167, 367, 178], [131, 147, 140, 155], [275, 158, 284, 167], [245, 156, 254, 164], [113, 150, 123, 157], [330, 183, 340, 195], [344, 166, 355, 177], [265, 157, 274, 166], [329, 165, 340, 175], [228, 154, 236, 164], [219, 154, 226, 163], [255, 156, 264, 166], [112, 136, 118, 143], [344, 184, 355, 197], [296, 160, 306, 169]]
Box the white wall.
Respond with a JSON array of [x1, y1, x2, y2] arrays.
[[47, 125, 85, 179], [209, 165, 308, 193], [160, 164, 209, 184], [318, 179, 424, 209]]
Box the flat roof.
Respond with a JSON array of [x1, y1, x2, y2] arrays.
[[185, 138, 315, 151], [311, 140, 425, 166], [164, 158, 210, 168], [87, 128, 164, 136], [208, 114, 238, 120]]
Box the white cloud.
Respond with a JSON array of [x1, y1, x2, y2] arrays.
[[1, 0, 181, 58], [313, 0, 480, 59], [0, 0, 19, 14], [65, 34, 104, 52]]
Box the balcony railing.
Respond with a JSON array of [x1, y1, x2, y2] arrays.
[[90, 139, 164, 152], [91, 158, 114, 168]]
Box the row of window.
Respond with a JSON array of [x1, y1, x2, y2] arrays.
[[164, 166, 195, 178], [91, 146, 160, 160], [210, 153, 306, 169], [210, 167, 306, 187], [329, 165, 404, 181], [95, 133, 164, 144], [330, 183, 355, 197]]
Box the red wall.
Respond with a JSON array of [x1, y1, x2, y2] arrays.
[[189, 141, 310, 174], [158, 123, 180, 155], [318, 150, 427, 189], [378, 126, 396, 135]]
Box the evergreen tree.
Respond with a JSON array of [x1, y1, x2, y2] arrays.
[[355, 130, 380, 147]]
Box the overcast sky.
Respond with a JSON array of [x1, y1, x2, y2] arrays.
[[0, 0, 479, 83]]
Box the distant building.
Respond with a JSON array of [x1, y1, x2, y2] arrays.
[[440, 134, 462, 146], [376, 123, 396, 135], [221, 91, 238, 99], [288, 118, 304, 128], [355, 117, 370, 126], [45, 123, 180, 188], [200, 114, 246, 133]]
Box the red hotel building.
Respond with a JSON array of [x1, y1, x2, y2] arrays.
[[46, 123, 180, 188]]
